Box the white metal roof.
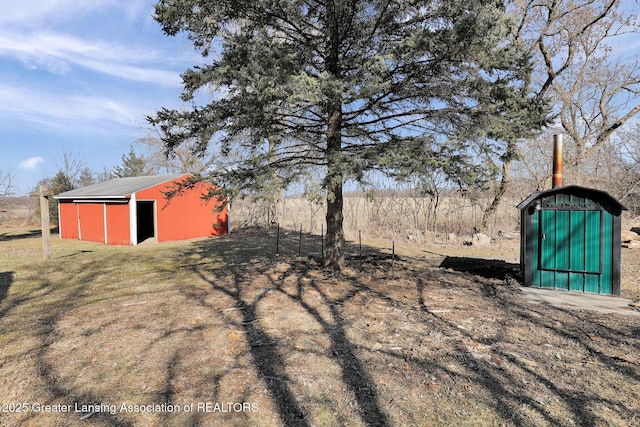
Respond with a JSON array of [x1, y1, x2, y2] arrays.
[[53, 174, 189, 200]]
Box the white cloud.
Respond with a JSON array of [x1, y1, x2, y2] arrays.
[[0, 84, 143, 130], [0, 0, 123, 27], [74, 56, 183, 87], [0, 1, 193, 137], [0, 32, 183, 86], [0, 0, 192, 87], [19, 157, 45, 171]]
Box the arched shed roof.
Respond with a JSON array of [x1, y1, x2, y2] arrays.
[[517, 185, 627, 216]]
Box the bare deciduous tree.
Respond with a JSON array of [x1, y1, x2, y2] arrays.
[[601, 124, 640, 213], [485, 0, 640, 228], [0, 168, 13, 197], [518, 0, 640, 167], [136, 133, 217, 175], [56, 151, 89, 191]]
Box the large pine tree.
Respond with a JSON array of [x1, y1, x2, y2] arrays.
[[149, 0, 548, 270]]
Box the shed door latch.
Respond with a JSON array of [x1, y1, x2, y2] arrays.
[[541, 232, 546, 240]]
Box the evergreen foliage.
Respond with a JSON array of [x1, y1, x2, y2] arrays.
[[149, 0, 549, 269], [32, 171, 77, 224], [112, 146, 154, 178]]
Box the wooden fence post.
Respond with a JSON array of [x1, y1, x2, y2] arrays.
[[39, 185, 51, 260]]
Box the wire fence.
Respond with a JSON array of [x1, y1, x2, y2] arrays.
[[270, 223, 397, 276], [231, 194, 522, 245]]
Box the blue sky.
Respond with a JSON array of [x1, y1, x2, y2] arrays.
[[0, 0, 196, 195], [1, 1, 639, 196]]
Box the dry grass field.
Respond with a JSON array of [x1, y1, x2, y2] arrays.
[[1, 227, 640, 426], [231, 194, 522, 242]]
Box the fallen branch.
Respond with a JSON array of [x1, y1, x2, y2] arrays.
[[121, 301, 147, 307]]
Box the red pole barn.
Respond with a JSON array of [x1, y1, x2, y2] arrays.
[[53, 174, 228, 245]]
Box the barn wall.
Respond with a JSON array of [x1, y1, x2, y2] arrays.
[[106, 203, 130, 245], [136, 179, 228, 242], [78, 203, 105, 243], [59, 201, 79, 239]]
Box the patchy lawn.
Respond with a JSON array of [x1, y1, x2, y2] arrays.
[[1, 228, 639, 426]]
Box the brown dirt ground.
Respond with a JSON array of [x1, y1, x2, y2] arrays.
[[0, 228, 639, 426]]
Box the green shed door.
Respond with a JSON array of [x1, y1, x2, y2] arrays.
[[539, 209, 601, 291]]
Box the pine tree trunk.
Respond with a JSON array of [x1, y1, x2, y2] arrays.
[[324, 108, 345, 271], [267, 136, 282, 226], [325, 179, 345, 270], [323, 5, 345, 271]]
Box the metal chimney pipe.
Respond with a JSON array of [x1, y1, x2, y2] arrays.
[[552, 134, 563, 188]]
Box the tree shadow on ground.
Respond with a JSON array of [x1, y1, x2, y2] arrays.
[[0, 227, 58, 242], [0, 252, 153, 426], [425, 255, 640, 426], [4, 228, 639, 426], [439, 256, 521, 282], [174, 227, 392, 427], [171, 232, 640, 426], [0, 271, 13, 304]]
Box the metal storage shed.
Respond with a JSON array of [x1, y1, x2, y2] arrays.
[[517, 185, 626, 295], [54, 174, 228, 245]]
